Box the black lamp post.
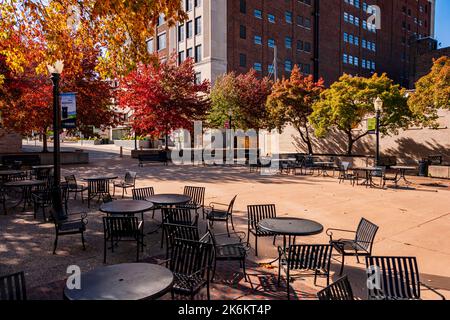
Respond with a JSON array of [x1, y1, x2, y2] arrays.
[[48, 61, 64, 217], [374, 97, 383, 166], [227, 109, 233, 152]]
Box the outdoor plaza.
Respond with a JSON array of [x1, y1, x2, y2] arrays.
[[1, 145, 449, 300]]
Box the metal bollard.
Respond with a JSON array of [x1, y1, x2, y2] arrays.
[[120, 146, 123, 158]]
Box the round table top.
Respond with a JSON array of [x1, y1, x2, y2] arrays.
[[353, 166, 382, 171], [100, 200, 154, 214], [4, 180, 46, 187], [258, 217, 324, 236], [83, 176, 118, 181], [31, 165, 54, 169], [64, 263, 173, 300], [0, 170, 25, 176], [145, 194, 192, 206]]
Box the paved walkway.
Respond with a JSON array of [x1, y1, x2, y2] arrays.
[[1, 145, 449, 300]]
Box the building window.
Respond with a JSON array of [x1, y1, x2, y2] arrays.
[[285, 60, 292, 72], [240, 0, 246, 14], [185, 0, 193, 11], [297, 40, 303, 51], [178, 51, 185, 64], [195, 72, 201, 84], [186, 20, 193, 38], [187, 47, 193, 58], [285, 11, 293, 24], [239, 53, 247, 67], [240, 25, 246, 39], [157, 33, 166, 51], [304, 42, 311, 52], [285, 37, 292, 49], [195, 16, 202, 35], [254, 9, 262, 19], [147, 38, 154, 53], [254, 35, 262, 45], [268, 38, 275, 48], [195, 0, 201, 7], [195, 45, 202, 62], [178, 25, 184, 42], [268, 14, 275, 23], [254, 62, 262, 72]]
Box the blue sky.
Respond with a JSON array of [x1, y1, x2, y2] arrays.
[[435, 0, 450, 47]]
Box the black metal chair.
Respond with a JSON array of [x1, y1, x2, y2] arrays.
[[327, 217, 379, 275], [169, 238, 213, 300], [338, 162, 357, 185], [0, 271, 27, 300], [132, 186, 157, 218], [278, 244, 333, 300], [51, 208, 87, 255], [64, 175, 88, 203], [87, 178, 110, 208], [380, 167, 399, 188], [161, 206, 199, 248], [205, 195, 237, 237], [201, 230, 249, 282], [366, 256, 445, 300], [103, 216, 144, 263], [183, 186, 206, 218], [113, 171, 137, 198], [247, 204, 277, 256], [317, 276, 354, 300]]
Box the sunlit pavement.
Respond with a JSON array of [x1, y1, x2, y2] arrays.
[[2, 143, 449, 300]]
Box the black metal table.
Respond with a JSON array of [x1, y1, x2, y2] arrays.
[[83, 176, 118, 207], [63, 263, 173, 300], [391, 166, 416, 185], [3, 179, 46, 211], [145, 194, 192, 207], [0, 170, 26, 182], [258, 217, 324, 249], [353, 167, 382, 188], [100, 199, 154, 224]]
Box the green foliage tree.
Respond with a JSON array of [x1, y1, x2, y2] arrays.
[[310, 73, 412, 155], [266, 65, 324, 154], [408, 56, 450, 127]]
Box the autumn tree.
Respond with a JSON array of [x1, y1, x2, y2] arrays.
[[118, 56, 210, 150], [208, 70, 272, 130], [266, 65, 324, 154], [310, 73, 412, 155], [408, 56, 450, 127]]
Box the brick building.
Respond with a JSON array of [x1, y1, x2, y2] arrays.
[[148, 0, 435, 87]]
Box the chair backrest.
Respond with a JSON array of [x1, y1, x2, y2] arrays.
[[163, 207, 198, 226], [317, 276, 354, 301], [103, 216, 140, 239], [247, 204, 277, 231], [36, 168, 53, 181], [184, 186, 205, 206], [286, 244, 333, 273], [0, 271, 27, 300], [341, 161, 351, 170], [226, 195, 237, 215], [169, 238, 212, 279], [88, 179, 108, 193], [365, 256, 421, 300], [124, 171, 137, 184], [165, 223, 200, 255], [102, 194, 114, 203], [355, 218, 379, 253], [64, 175, 77, 187], [132, 187, 154, 200]]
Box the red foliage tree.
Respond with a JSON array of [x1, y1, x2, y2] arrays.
[[118, 56, 210, 149]]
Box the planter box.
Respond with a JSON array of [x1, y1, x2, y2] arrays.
[[114, 140, 150, 149], [79, 140, 102, 145], [429, 165, 450, 179]]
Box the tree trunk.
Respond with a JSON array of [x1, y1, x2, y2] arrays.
[[296, 126, 314, 155], [346, 131, 354, 156], [42, 131, 48, 153]]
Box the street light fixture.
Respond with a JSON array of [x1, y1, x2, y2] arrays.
[[47, 60, 64, 218], [374, 97, 383, 166]]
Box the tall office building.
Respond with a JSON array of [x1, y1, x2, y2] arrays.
[[148, 0, 435, 88]]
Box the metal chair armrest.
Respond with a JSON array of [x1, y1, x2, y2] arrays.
[[326, 228, 356, 241], [420, 282, 446, 300], [214, 231, 246, 242], [208, 202, 229, 209]]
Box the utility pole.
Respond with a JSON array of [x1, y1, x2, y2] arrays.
[[273, 45, 278, 81]]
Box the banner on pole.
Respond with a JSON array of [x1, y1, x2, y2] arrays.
[[367, 118, 376, 134], [60, 92, 77, 129]]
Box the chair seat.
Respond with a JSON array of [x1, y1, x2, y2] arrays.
[[331, 239, 368, 254], [59, 220, 86, 232], [216, 244, 246, 259], [173, 273, 207, 293], [206, 209, 228, 221], [114, 182, 134, 188], [249, 227, 274, 237]]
